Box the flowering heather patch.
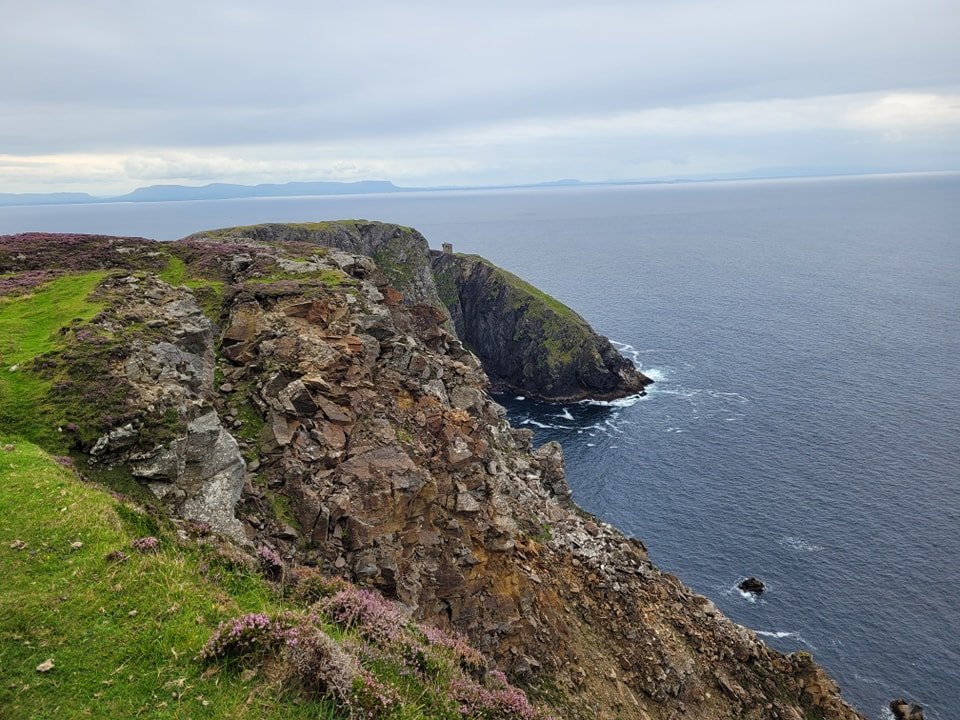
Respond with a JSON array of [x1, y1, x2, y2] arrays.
[[130, 536, 160, 553], [197, 581, 554, 719], [200, 613, 288, 662], [286, 566, 349, 604], [0, 233, 162, 273], [284, 626, 357, 702], [419, 623, 486, 669], [0, 270, 59, 295], [450, 674, 543, 720], [351, 668, 401, 718], [256, 545, 283, 578], [319, 587, 408, 644], [184, 519, 212, 537]]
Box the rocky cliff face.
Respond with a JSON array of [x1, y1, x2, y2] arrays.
[[0, 228, 863, 720], [431, 251, 651, 401], [184, 221, 447, 314]]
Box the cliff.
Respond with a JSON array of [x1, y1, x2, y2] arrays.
[[0, 228, 864, 720], [431, 251, 651, 401], [184, 223, 647, 403], [184, 221, 446, 313]]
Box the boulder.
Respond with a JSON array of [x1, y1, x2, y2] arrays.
[[890, 699, 924, 720], [738, 577, 765, 594]]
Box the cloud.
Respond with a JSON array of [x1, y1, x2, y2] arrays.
[[1, 0, 958, 192]]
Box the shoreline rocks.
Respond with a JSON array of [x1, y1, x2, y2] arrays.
[[890, 698, 924, 719], [738, 576, 766, 594]]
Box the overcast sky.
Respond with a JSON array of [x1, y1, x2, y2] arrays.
[[2, 0, 959, 194]]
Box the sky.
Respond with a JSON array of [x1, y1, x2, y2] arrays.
[[2, 0, 959, 194]]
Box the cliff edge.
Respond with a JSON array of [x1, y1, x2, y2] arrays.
[[431, 250, 651, 401], [0, 228, 863, 720]]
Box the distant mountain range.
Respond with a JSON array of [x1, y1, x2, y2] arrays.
[[0, 180, 406, 207], [1, 169, 933, 207]]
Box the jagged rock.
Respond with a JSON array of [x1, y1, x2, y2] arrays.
[[129, 411, 246, 541], [738, 577, 765, 594], [890, 699, 924, 720], [533, 441, 572, 501], [1, 226, 866, 720], [91, 424, 137, 456]]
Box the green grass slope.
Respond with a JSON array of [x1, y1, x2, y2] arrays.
[[0, 273, 107, 449], [0, 437, 340, 720]]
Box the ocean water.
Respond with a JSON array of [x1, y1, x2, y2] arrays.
[[2, 173, 958, 718]]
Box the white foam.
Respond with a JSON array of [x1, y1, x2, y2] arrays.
[[520, 418, 576, 430], [738, 590, 759, 603], [514, 396, 525, 401], [779, 536, 824, 553], [603, 419, 625, 434], [755, 630, 816, 650], [578, 393, 646, 408], [641, 367, 668, 383], [554, 408, 574, 421]]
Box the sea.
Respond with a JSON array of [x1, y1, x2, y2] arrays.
[[2, 173, 958, 719]]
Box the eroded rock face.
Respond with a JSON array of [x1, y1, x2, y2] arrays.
[[431, 251, 652, 401], [8, 227, 865, 720], [183, 221, 447, 313], [137, 411, 246, 541], [83, 275, 246, 540]]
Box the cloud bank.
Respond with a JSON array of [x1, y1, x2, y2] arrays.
[[2, 0, 958, 193]]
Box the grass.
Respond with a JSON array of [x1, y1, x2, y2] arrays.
[[452, 254, 588, 369], [0, 437, 343, 720], [0, 272, 107, 449], [157, 256, 226, 321], [242, 268, 351, 288], [0, 441, 544, 720]]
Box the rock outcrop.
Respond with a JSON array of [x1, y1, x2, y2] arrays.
[[738, 577, 765, 594], [431, 251, 652, 401], [0, 228, 864, 720], [890, 699, 925, 720], [182, 222, 648, 402], [184, 220, 446, 312]]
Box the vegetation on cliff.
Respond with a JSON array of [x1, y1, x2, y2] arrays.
[[0, 226, 863, 720], [430, 252, 651, 401], [0, 438, 550, 719]]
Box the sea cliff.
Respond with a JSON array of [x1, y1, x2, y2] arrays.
[[431, 250, 651, 401], [0, 225, 863, 719]]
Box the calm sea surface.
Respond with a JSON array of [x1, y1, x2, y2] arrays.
[[2, 174, 958, 719]]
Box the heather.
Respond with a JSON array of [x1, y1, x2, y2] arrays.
[[0, 232, 164, 274], [0, 438, 553, 719]]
